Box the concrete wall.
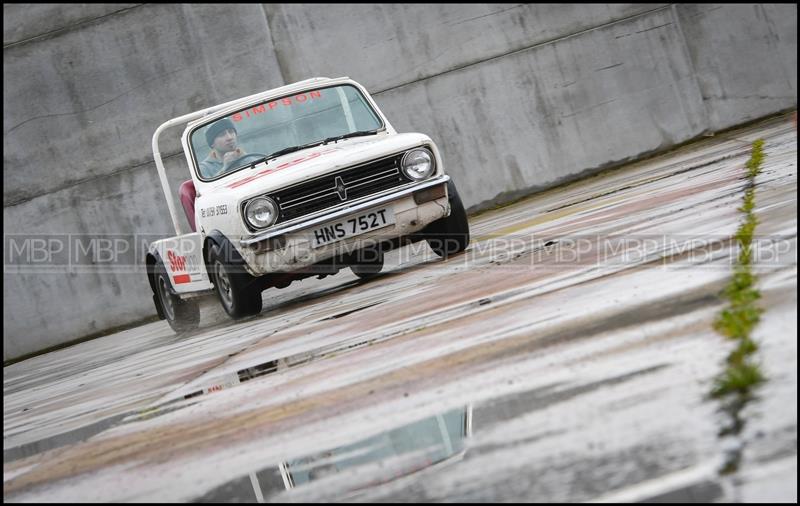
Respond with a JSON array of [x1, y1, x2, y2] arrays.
[[676, 4, 797, 131], [3, 4, 796, 360]]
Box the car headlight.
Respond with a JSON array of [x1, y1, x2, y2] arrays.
[[244, 197, 279, 229], [401, 148, 435, 181]]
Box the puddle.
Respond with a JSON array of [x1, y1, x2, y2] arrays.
[[261, 279, 362, 314], [124, 319, 468, 425], [3, 412, 131, 463], [163, 264, 698, 408], [472, 365, 670, 435], [319, 300, 388, 321], [195, 406, 471, 502], [5, 399, 211, 462], [174, 340, 380, 402], [641, 479, 724, 502], [193, 367, 671, 502]]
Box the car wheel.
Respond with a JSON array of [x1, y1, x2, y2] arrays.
[[155, 262, 200, 333], [208, 242, 263, 319], [350, 247, 385, 280], [424, 179, 470, 258]]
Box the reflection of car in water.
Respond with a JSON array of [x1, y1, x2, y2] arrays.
[[280, 406, 472, 494], [195, 406, 472, 502]]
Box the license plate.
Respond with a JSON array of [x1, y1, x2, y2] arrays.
[[311, 207, 395, 248]]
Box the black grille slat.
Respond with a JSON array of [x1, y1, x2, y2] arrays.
[[348, 177, 405, 200], [272, 154, 408, 223], [281, 195, 341, 221]]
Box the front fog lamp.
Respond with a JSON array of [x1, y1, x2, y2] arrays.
[[244, 197, 278, 229], [401, 148, 434, 181]]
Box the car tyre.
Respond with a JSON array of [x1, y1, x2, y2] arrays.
[[350, 247, 385, 280], [424, 179, 470, 258], [154, 262, 200, 333], [209, 242, 263, 319]]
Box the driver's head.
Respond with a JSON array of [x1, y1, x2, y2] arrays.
[[206, 118, 238, 153]]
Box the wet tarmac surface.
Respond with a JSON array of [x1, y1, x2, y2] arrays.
[[4, 115, 796, 502]]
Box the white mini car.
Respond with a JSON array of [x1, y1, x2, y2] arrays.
[[147, 77, 470, 332]]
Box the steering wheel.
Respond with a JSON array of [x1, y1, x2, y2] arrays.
[[226, 152, 268, 169]]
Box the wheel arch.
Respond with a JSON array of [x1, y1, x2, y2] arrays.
[[203, 230, 248, 266], [145, 250, 166, 320], [146, 250, 164, 293]]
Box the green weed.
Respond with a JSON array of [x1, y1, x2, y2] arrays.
[[724, 268, 757, 294], [711, 138, 768, 442], [713, 305, 763, 340], [738, 188, 756, 214], [712, 362, 765, 398], [745, 139, 765, 178], [727, 338, 759, 366]]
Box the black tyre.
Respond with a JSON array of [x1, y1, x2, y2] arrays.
[[154, 262, 200, 333], [424, 179, 470, 258], [350, 247, 385, 280], [208, 242, 263, 319]]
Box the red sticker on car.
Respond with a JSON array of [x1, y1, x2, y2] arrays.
[[231, 91, 323, 122]]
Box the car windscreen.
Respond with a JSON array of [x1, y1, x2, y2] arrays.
[[190, 84, 383, 181]]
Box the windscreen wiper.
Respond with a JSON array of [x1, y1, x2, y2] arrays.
[[322, 129, 380, 145], [266, 140, 326, 161], [244, 156, 268, 170], [262, 130, 379, 164]]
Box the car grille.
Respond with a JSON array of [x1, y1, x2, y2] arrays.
[[272, 153, 408, 223]]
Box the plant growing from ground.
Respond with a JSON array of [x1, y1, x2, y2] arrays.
[[710, 137, 768, 475]]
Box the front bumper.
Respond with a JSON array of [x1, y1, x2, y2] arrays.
[[240, 176, 450, 247], [238, 176, 451, 276]]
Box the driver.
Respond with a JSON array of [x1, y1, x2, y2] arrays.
[[200, 118, 247, 177]]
